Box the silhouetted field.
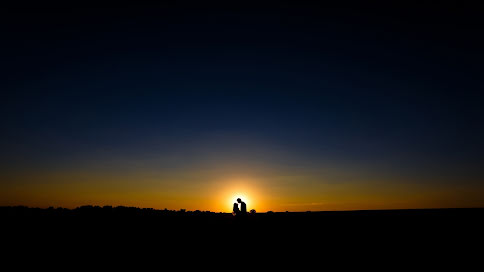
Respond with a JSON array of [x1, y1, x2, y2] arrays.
[[3, 206, 483, 236], [3, 206, 483, 261]]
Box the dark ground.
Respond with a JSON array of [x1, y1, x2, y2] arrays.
[[3, 206, 483, 263], [1, 208, 481, 271]]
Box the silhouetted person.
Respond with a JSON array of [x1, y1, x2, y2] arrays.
[[237, 198, 247, 215], [233, 203, 240, 216]]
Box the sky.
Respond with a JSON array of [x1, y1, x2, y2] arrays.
[[1, 2, 484, 212]]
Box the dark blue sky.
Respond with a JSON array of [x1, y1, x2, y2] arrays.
[[1, 2, 483, 210]]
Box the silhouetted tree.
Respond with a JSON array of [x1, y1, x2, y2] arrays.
[[250, 209, 256, 214]]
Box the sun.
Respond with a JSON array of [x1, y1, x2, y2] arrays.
[[223, 189, 260, 212], [215, 177, 262, 212], [229, 193, 251, 209]]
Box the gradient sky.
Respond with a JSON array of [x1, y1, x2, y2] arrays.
[[1, 3, 484, 212]]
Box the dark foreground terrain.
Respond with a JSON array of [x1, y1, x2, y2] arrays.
[[3, 206, 483, 266]]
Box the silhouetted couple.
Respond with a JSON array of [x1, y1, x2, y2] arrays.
[[233, 198, 247, 217]]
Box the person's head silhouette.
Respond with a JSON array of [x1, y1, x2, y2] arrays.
[[233, 203, 240, 214], [237, 198, 242, 203]]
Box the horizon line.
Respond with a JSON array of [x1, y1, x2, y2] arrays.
[[2, 205, 483, 213]]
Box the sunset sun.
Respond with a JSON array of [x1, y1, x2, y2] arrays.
[[217, 180, 262, 212], [229, 193, 250, 210]]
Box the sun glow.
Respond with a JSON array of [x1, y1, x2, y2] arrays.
[[217, 179, 262, 212], [229, 193, 251, 211]]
